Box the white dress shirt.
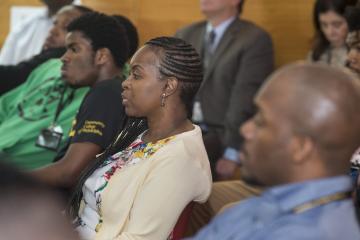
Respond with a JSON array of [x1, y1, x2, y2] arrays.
[[0, 7, 53, 65], [205, 16, 236, 53]]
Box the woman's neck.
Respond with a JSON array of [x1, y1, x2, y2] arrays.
[[143, 111, 192, 143], [330, 42, 346, 49]]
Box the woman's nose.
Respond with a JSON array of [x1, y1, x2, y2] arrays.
[[122, 77, 130, 90]]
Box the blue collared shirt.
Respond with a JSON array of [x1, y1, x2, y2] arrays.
[[223, 147, 240, 163], [206, 16, 236, 53], [187, 176, 360, 240]]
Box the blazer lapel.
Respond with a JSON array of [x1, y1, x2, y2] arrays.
[[203, 19, 238, 82], [194, 24, 206, 58]]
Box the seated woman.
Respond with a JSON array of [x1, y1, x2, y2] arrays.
[[68, 37, 212, 240], [307, 0, 355, 67]]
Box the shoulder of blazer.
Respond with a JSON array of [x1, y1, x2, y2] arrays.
[[175, 20, 207, 38], [229, 18, 271, 40]]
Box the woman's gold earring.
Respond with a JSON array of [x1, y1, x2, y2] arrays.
[[161, 93, 166, 107]]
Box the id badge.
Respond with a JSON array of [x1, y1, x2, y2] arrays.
[[36, 125, 63, 151]]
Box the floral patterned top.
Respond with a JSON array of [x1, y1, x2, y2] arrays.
[[351, 147, 360, 168], [350, 147, 360, 183], [77, 131, 174, 239]]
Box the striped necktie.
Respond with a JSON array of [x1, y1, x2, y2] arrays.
[[203, 29, 216, 70]]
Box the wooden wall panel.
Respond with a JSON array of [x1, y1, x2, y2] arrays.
[[0, 0, 316, 67], [82, 0, 136, 17], [242, 0, 315, 66], [135, 0, 202, 45]]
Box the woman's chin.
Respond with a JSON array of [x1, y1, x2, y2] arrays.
[[124, 109, 143, 118]]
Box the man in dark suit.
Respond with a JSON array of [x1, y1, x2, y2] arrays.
[[176, 0, 274, 180]]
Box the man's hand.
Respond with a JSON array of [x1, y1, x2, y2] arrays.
[[216, 158, 238, 180]]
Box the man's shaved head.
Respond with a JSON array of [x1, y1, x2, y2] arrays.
[[241, 62, 360, 186], [264, 63, 360, 167]]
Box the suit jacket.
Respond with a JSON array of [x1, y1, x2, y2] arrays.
[[176, 18, 274, 149]]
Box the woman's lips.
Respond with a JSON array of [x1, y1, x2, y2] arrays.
[[121, 93, 128, 105]]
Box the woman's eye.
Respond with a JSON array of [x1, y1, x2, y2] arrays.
[[332, 22, 343, 28], [132, 72, 141, 80], [253, 115, 264, 127]]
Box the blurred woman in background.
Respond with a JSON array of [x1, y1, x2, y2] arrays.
[[308, 0, 356, 67]]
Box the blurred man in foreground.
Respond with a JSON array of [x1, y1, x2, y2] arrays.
[[188, 63, 360, 240]]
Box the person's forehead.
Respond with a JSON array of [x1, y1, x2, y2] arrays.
[[65, 31, 91, 45], [256, 74, 294, 112], [258, 73, 290, 98], [319, 10, 345, 21], [56, 8, 80, 23], [130, 46, 160, 68], [57, 5, 78, 16], [56, 11, 74, 22]]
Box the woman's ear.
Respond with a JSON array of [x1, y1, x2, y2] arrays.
[[163, 77, 179, 96]]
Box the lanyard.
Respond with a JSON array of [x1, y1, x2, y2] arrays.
[[51, 85, 75, 126], [17, 77, 74, 122], [292, 191, 351, 214]]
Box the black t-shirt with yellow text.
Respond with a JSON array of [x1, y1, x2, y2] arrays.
[[53, 77, 125, 161]]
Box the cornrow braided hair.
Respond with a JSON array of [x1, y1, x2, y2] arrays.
[[67, 116, 147, 219], [145, 37, 203, 117]]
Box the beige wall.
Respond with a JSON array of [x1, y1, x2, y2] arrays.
[[0, 0, 315, 67]]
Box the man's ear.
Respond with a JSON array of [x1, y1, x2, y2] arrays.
[[291, 136, 314, 164], [163, 77, 179, 97], [95, 48, 112, 65]]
